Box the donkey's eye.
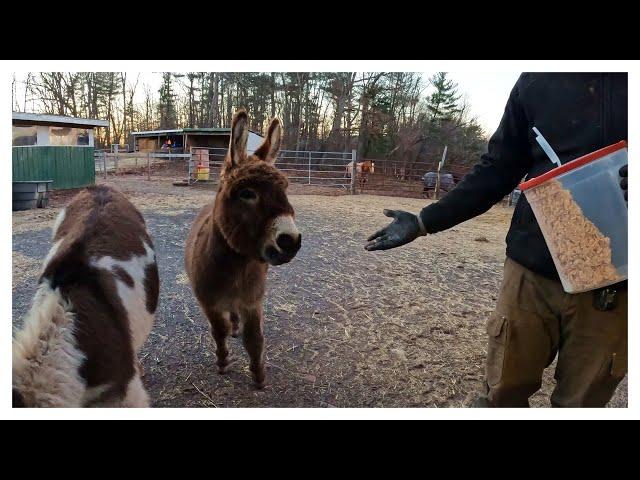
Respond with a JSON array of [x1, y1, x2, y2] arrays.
[[238, 189, 258, 201]]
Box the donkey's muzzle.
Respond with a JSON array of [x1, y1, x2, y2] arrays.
[[264, 214, 301, 265], [265, 233, 301, 265], [276, 233, 301, 256]]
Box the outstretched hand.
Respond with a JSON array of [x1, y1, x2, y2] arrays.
[[365, 209, 426, 251]]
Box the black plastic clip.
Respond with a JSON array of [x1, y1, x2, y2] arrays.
[[594, 287, 618, 311]]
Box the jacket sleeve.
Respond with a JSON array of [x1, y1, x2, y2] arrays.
[[419, 75, 534, 234]]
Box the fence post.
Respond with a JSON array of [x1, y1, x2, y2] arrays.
[[103, 152, 107, 179], [308, 151, 312, 185], [350, 149, 357, 194], [115, 151, 119, 175], [147, 152, 151, 181], [189, 147, 193, 184], [434, 145, 447, 200]]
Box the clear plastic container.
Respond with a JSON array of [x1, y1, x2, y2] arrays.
[[520, 141, 628, 294]]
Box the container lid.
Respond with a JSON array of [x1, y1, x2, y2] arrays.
[[519, 140, 627, 191]]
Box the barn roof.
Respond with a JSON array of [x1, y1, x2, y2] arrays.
[[12, 112, 109, 128], [131, 127, 263, 137]]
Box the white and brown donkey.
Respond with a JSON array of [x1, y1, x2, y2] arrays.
[[12, 185, 159, 407], [185, 109, 301, 388]]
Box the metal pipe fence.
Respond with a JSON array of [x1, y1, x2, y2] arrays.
[[94, 151, 190, 180], [187, 147, 357, 190]]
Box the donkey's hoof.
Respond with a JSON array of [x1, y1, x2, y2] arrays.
[[217, 357, 235, 374], [252, 371, 266, 389]]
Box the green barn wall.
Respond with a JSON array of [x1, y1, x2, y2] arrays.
[[12, 146, 95, 190]]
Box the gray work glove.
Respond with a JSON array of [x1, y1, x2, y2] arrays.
[[365, 209, 427, 251], [620, 164, 627, 202]]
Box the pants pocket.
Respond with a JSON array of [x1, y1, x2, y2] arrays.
[[486, 311, 508, 387], [577, 351, 628, 407]]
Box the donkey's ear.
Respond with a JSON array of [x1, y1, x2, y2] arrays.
[[227, 109, 249, 167], [254, 117, 282, 164]]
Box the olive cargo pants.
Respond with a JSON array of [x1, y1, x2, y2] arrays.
[[481, 258, 627, 407]]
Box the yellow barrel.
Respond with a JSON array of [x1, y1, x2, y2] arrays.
[[197, 166, 210, 180], [194, 149, 210, 168]]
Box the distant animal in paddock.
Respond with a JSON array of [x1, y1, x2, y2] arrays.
[[185, 110, 301, 389], [12, 185, 159, 407], [345, 160, 375, 190], [421, 172, 455, 198]]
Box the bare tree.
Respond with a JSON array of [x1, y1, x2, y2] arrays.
[[18, 71, 488, 161]]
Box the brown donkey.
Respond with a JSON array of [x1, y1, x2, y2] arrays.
[[185, 110, 301, 388]]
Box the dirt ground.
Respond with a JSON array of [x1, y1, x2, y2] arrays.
[[11, 175, 628, 408]]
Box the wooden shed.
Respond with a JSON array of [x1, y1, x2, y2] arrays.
[[131, 127, 264, 153], [12, 112, 109, 190]]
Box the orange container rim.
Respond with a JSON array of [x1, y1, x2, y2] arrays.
[[519, 140, 627, 191]]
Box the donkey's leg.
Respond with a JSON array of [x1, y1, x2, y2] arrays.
[[122, 373, 150, 408], [241, 305, 266, 389], [136, 356, 145, 378], [205, 308, 234, 374], [230, 312, 241, 338]]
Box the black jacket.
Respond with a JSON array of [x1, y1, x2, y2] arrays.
[[419, 73, 628, 279]]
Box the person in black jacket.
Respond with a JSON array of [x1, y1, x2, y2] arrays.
[[365, 73, 628, 407]]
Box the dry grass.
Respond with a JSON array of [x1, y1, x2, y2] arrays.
[[12, 207, 61, 235], [12, 252, 41, 289]]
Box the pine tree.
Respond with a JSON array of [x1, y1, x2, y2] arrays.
[[185, 73, 200, 128], [158, 73, 178, 129], [425, 72, 461, 122]]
